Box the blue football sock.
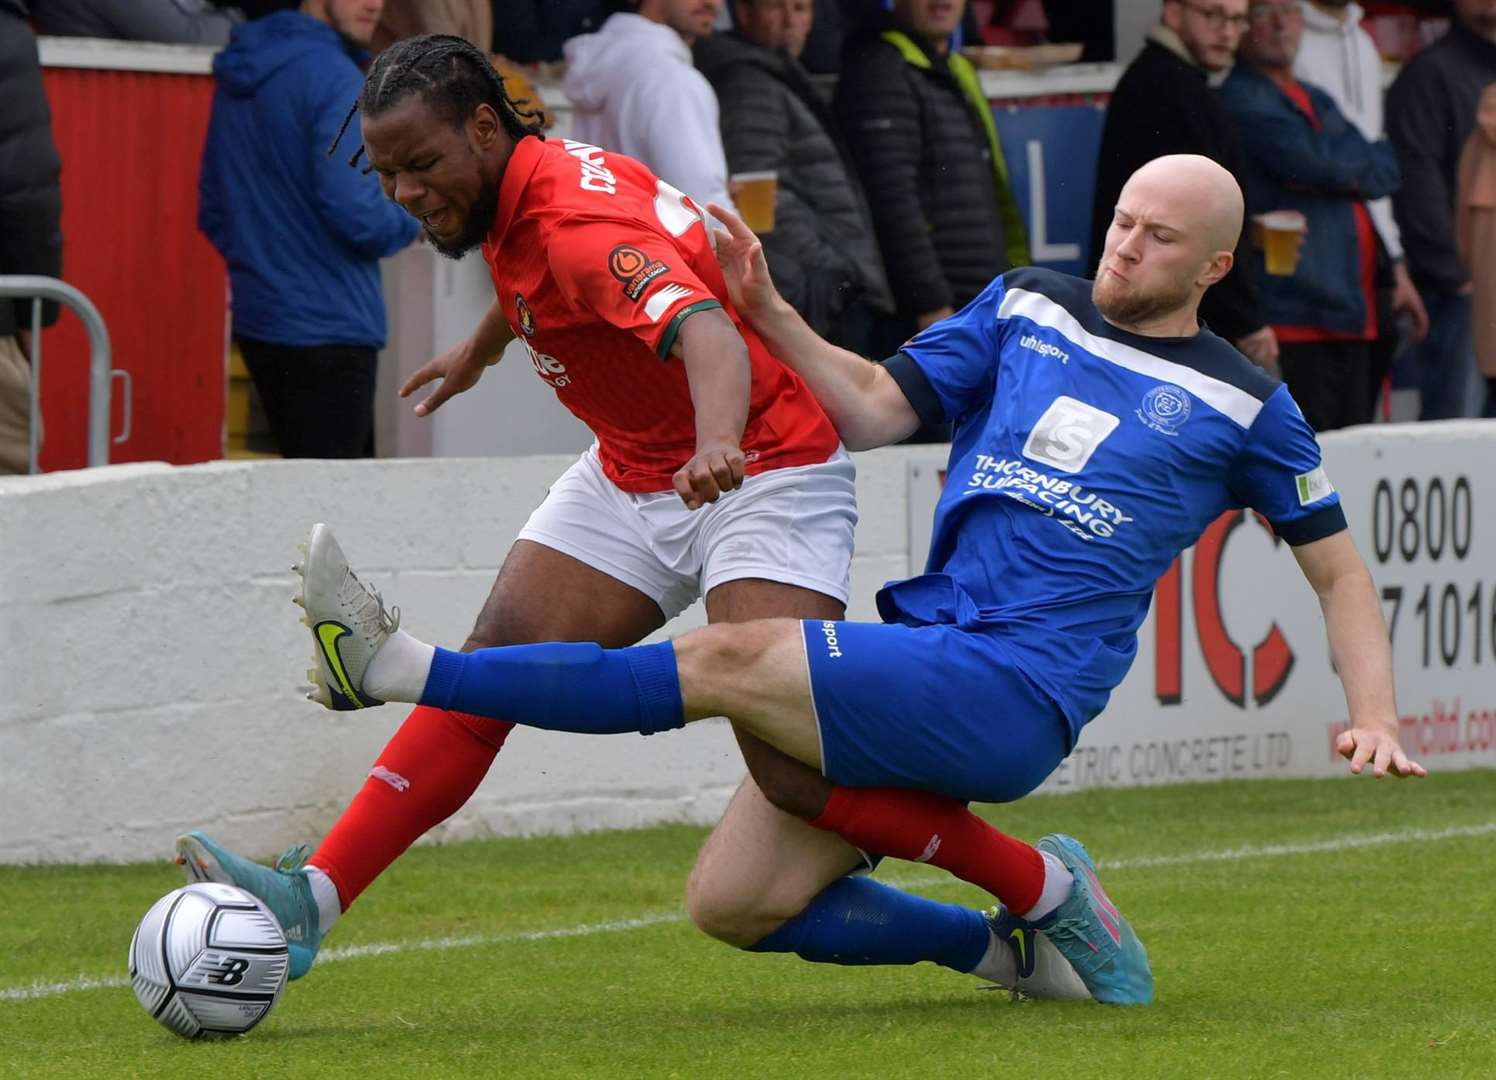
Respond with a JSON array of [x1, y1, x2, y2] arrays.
[[747, 876, 990, 973], [419, 641, 684, 736]]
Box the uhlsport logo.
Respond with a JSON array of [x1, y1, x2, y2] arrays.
[[1138, 383, 1192, 436], [820, 620, 843, 658], [1019, 333, 1069, 364], [514, 293, 536, 336]]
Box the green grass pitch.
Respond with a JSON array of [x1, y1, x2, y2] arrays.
[[3, 771, 1494, 1079]]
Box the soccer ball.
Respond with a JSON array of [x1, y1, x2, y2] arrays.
[[128, 881, 289, 1039]]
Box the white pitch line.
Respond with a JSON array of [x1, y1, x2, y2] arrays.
[[1098, 820, 1496, 871], [5, 820, 1492, 1005]]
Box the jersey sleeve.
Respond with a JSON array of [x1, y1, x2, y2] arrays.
[[883, 276, 1006, 426], [1228, 384, 1347, 545], [546, 216, 723, 360]]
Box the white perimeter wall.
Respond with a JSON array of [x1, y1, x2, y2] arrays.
[[2, 423, 1494, 864]]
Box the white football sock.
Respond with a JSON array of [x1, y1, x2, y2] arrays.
[[304, 864, 342, 934], [1021, 850, 1074, 922], [363, 628, 436, 703], [969, 927, 1019, 987]]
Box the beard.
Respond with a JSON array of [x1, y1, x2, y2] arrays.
[[428, 175, 501, 260], [1092, 269, 1195, 329]]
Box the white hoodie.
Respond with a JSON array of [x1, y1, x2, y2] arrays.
[[1295, 1, 1403, 259], [562, 13, 735, 216]]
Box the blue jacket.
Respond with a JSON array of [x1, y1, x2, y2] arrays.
[[1218, 63, 1400, 335], [198, 11, 419, 349]]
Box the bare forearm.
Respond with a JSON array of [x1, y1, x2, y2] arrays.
[[679, 316, 751, 447], [1321, 566, 1399, 734], [747, 297, 907, 450]]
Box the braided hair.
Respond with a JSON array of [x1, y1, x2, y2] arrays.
[[329, 34, 545, 167]]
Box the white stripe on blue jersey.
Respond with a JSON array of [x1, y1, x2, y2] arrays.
[[998, 287, 1265, 429]]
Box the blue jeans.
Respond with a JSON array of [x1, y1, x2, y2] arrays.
[[1405, 291, 1480, 420]]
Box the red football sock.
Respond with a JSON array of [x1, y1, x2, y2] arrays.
[[309, 705, 514, 909], [810, 785, 1046, 913]]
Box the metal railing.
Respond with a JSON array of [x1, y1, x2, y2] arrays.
[[0, 275, 127, 473]]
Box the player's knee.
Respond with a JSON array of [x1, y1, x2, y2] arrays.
[[679, 621, 769, 671], [685, 864, 793, 949]]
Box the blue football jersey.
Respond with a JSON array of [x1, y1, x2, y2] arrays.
[[880, 267, 1346, 741]]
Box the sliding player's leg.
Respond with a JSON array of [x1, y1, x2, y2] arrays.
[[685, 775, 1090, 999], [308, 527, 1151, 1003]]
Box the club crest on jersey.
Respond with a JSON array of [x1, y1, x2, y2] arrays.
[[514, 293, 536, 337], [1137, 383, 1192, 436], [608, 244, 670, 301]]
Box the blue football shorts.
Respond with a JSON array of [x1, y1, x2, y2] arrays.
[[800, 619, 1070, 804]]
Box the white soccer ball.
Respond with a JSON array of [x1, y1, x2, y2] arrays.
[[128, 881, 289, 1039]]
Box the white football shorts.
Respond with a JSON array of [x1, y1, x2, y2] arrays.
[[518, 444, 858, 619]]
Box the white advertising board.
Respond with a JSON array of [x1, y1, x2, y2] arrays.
[[906, 422, 1496, 792]]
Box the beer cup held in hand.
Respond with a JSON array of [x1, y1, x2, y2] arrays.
[[1252, 211, 1308, 276], [731, 171, 778, 233]]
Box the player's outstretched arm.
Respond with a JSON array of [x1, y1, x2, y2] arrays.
[[1292, 530, 1427, 778], [398, 300, 515, 417], [707, 202, 920, 451]]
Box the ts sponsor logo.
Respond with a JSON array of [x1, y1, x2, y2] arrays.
[[1137, 383, 1191, 436], [1019, 334, 1069, 364], [963, 453, 1134, 541], [608, 244, 670, 301], [1023, 396, 1119, 474], [519, 336, 569, 387], [514, 293, 536, 337], [562, 139, 616, 194], [820, 620, 843, 659]]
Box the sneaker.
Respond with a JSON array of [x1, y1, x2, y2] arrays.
[[295, 523, 398, 711], [984, 905, 1091, 1001], [1031, 834, 1153, 1005], [175, 831, 323, 980]]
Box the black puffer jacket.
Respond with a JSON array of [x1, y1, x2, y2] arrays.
[[0, 0, 63, 337], [833, 21, 1016, 318], [695, 31, 892, 339]]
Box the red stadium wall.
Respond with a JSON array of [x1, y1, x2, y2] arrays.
[[37, 64, 226, 470]]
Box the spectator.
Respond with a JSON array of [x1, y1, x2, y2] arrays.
[[1386, 0, 1496, 419], [487, 1, 608, 62], [1455, 82, 1496, 416], [1296, 0, 1430, 414], [1091, 0, 1279, 372], [0, 0, 63, 475], [198, 1, 419, 458], [1220, 0, 1401, 430], [695, 0, 894, 351], [372, 0, 489, 52], [835, 0, 1029, 338], [32, 0, 244, 45], [784, 0, 814, 57], [562, 1, 737, 214]]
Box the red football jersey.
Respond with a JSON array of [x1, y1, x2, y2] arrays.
[[481, 136, 840, 493]]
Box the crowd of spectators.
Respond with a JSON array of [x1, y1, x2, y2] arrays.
[[9, 0, 1496, 464]]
